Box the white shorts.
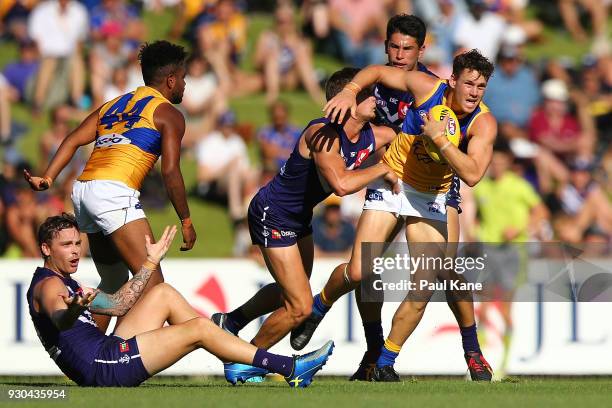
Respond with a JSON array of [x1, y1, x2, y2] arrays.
[[71, 180, 146, 235], [363, 179, 447, 223]]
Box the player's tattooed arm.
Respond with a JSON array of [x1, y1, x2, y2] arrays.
[[90, 226, 177, 316], [89, 264, 155, 316]]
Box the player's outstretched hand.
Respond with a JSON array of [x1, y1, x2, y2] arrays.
[[324, 89, 357, 123], [420, 112, 449, 141], [61, 290, 98, 312], [23, 169, 50, 191], [145, 225, 178, 264], [180, 222, 196, 252]]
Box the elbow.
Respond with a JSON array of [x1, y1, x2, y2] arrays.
[[332, 181, 348, 197], [463, 174, 482, 188]]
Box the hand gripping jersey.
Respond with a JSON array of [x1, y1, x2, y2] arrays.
[[383, 80, 489, 193], [27, 267, 105, 385], [260, 117, 376, 223], [78, 86, 171, 190], [373, 62, 437, 129]]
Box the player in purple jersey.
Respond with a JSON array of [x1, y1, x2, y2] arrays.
[[213, 68, 399, 382], [27, 214, 334, 387]]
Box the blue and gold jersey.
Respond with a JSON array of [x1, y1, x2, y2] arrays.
[[78, 86, 170, 190], [383, 80, 489, 192]]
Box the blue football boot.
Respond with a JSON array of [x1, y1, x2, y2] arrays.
[[224, 362, 268, 385], [285, 340, 335, 388]]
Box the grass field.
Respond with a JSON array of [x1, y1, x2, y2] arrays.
[[1, 377, 611, 407]]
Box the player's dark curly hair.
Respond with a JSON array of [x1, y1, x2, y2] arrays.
[[325, 68, 372, 102], [386, 14, 426, 47], [138, 41, 188, 86], [452, 49, 495, 81], [38, 213, 80, 257]]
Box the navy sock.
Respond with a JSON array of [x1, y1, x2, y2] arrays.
[[226, 308, 250, 333], [363, 320, 384, 352], [252, 349, 293, 377], [460, 324, 481, 354], [311, 293, 331, 318], [376, 340, 400, 368]]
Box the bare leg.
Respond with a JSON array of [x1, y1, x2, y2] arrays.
[[113, 283, 262, 375], [387, 218, 447, 346], [444, 207, 475, 327], [250, 236, 313, 349], [323, 210, 400, 302], [558, 0, 588, 42], [69, 52, 85, 107]]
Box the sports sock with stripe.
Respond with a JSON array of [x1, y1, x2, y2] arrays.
[[311, 291, 332, 318], [460, 324, 481, 354], [376, 338, 401, 368], [252, 349, 293, 377]]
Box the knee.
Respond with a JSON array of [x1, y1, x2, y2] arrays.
[[347, 261, 362, 284], [287, 298, 313, 326], [149, 282, 173, 299]]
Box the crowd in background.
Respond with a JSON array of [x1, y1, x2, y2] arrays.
[[0, 0, 611, 259]]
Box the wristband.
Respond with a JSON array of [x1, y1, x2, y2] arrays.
[[343, 81, 362, 94], [142, 258, 158, 271], [43, 175, 53, 187], [439, 141, 453, 152], [181, 217, 192, 228]]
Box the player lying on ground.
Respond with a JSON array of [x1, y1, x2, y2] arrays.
[[295, 49, 497, 382], [25, 41, 197, 332], [212, 67, 400, 383], [27, 214, 333, 387]]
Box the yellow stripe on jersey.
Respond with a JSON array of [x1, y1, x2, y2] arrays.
[[78, 86, 170, 190]]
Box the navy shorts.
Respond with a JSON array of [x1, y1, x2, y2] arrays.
[[248, 193, 312, 248], [446, 175, 462, 213], [91, 335, 150, 387]]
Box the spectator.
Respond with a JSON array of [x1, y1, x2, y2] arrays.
[[299, 0, 333, 54], [256, 100, 301, 172], [254, 1, 325, 104], [89, 20, 131, 107], [103, 65, 130, 101], [197, 0, 262, 97], [195, 110, 258, 221], [484, 43, 540, 135], [27, 0, 88, 111], [554, 160, 612, 243], [89, 0, 146, 44], [453, 0, 507, 60], [0, 0, 37, 42], [181, 53, 227, 146], [329, 0, 387, 67], [528, 79, 595, 162], [430, 0, 463, 68], [1, 39, 39, 103], [313, 196, 356, 258]]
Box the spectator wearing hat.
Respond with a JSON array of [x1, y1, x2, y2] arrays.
[[195, 110, 258, 221], [484, 43, 540, 138], [528, 78, 596, 163]]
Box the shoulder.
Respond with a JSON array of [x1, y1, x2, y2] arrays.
[[371, 123, 397, 145], [36, 275, 67, 300], [469, 110, 497, 136], [305, 122, 340, 153], [154, 103, 185, 132]]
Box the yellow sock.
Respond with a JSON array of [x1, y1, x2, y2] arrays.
[[320, 289, 334, 307], [384, 338, 402, 353]]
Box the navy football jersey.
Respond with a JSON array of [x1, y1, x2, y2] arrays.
[[260, 117, 376, 222], [27, 267, 106, 385]]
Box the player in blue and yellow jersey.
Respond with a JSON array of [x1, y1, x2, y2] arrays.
[[214, 68, 401, 383], [25, 41, 196, 332], [316, 49, 497, 381], [28, 214, 333, 387]]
